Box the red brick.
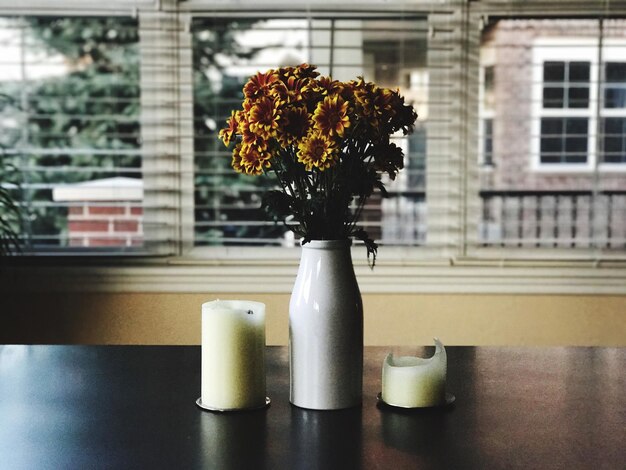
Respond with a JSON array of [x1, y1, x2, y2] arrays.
[[69, 220, 109, 232], [131, 238, 144, 246], [114, 220, 139, 232], [130, 206, 143, 215], [88, 237, 127, 247], [68, 206, 84, 215], [89, 206, 125, 215]]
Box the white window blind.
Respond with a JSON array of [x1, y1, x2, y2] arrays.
[[190, 12, 433, 249], [0, 10, 192, 256], [1, 0, 624, 263], [0, 15, 150, 253]]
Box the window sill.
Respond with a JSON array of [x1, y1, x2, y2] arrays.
[[2, 254, 626, 295]]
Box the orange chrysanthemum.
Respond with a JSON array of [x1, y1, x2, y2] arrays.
[[248, 97, 280, 140], [231, 143, 245, 173], [271, 76, 309, 106], [315, 76, 344, 96], [242, 129, 268, 153], [277, 106, 310, 146], [218, 111, 240, 147], [243, 70, 279, 98], [313, 95, 350, 137], [297, 131, 338, 171], [239, 145, 271, 176], [277, 63, 319, 81]]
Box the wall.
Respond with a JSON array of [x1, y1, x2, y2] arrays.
[[1, 292, 624, 346]]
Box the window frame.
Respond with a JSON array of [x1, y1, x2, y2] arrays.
[[2, 0, 626, 296], [531, 37, 626, 173]]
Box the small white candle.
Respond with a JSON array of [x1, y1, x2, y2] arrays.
[[201, 300, 266, 410], [382, 338, 447, 408]]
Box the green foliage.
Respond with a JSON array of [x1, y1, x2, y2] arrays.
[[192, 18, 291, 245], [0, 159, 21, 258], [0, 16, 140, 246]]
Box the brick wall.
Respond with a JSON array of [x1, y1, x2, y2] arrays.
[[68, 202, 143, 247], [484, 19, 626, 192]]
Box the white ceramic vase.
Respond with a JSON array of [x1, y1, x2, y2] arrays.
[[289, 239, 363, 410]]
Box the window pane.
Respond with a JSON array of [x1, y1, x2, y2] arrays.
[[539, 118, 588, 164], [543, 61, 564, 81], [0, 16, 142, 253], [604, 62, 626, 108], [477, 19, 626, 250], [568, 62, 590, 82], [192, 16, 427, 247], [605, 62, 626, 82], [483, 118, 493, 165], [602, 117, 626, 163], [568, 86, 589, 108], [543, 87, 564, 108]]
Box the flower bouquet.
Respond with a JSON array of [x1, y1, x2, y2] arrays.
[[219, 63, 417, 265]]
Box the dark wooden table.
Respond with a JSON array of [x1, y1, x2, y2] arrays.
[[0, 345, 624, 469]]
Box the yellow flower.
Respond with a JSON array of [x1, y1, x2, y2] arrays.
[[218, 111, 240, 147], [231, 143, 245, 173], [243, 69, 278, 98], [297, 131, 338, 171], [242, 129, 268, 153], [276, 106, 310, 146], [277, 63, 319, 81], [313, 95, 350, 137], [315, 76, 344, 96], [248, 97, 280, 140], [239, 144, 271, 176]]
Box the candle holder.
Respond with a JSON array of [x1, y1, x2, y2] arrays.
[[196, 397, 271, 413], [198, 300, 270, 412], [380, 338, 454, 409]]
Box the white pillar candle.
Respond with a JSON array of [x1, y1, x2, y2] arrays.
[[382, 338, 447, 408], [201, 300, 266, 410]]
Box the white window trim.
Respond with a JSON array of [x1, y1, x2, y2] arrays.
[[531, 37, 626, 173]]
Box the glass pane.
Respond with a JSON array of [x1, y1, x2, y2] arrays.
[[543, 61, 565, 81], [483, 118, 493, 165], [603, 62, 626, 108], [568, 86, 589, 108], [604, 87, 626, 108], [192, 16, 427, 247], [568, 62, 590, 82], [602, 117, 626, 163], [0, 17, 142, 253], [605, 62, 626, 83], [566, 117, 588, 135], [477, 18, 626, 250], [543, 87, 564, 108]]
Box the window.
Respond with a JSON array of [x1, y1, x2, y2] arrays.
[[602, 62, 626, 164], [0, 16, 145, 253], [1, 1, 625, 269], [532, 38, 626, 171], [476, 18, 626, 251], [191, 15, 428, 248]]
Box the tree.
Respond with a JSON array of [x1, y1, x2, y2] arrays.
[[0, 16, 140, 247]]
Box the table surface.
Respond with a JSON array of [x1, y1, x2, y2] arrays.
[[0, 345, 624, 470]]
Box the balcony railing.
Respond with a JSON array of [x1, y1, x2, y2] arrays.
[[379, 190, 626, 249], [479, 190, 626, 248]]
